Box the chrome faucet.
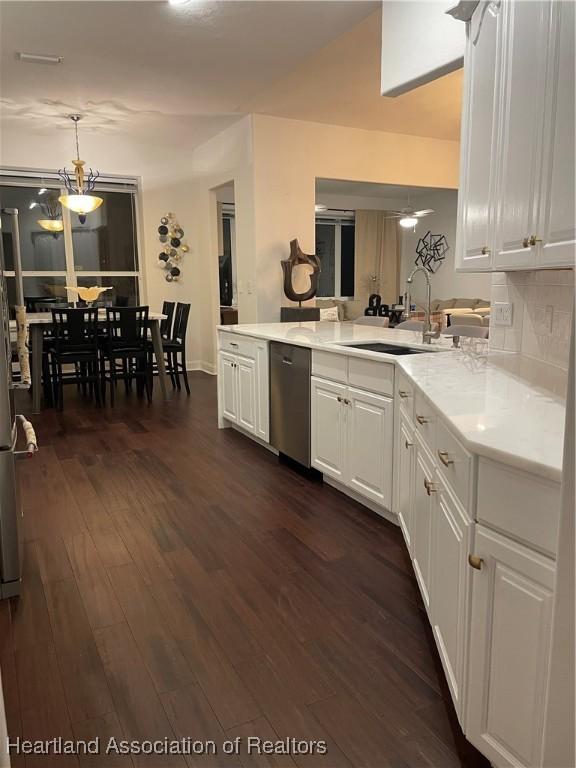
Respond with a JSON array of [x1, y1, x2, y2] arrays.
[[405, 266, 440, 344]]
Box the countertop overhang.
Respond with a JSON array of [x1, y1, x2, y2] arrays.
[[217, 322, 566, 483]]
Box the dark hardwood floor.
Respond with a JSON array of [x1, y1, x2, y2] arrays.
[[3, 374, 490, 768]]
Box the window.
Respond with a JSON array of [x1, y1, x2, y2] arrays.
[[315, 211, 355, 298], [0, 173, 141, 308]]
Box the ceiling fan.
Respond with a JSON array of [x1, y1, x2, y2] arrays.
[[385, 205, 435, 229]]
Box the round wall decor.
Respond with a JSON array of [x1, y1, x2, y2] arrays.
[[157, 212, 188, 282]]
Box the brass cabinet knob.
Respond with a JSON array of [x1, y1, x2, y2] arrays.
[[416, 414, 429, 425], [438, 450, 454, 467], [424, 478, 437, 496], [468, 554, 484, 570], [529, 235, 542, 246], [398, 390, 410, 398], [481, 246, 490, 255], [337, 396, 342, 403], [405, 439, 414, 449], [522, 237, 530, 248]]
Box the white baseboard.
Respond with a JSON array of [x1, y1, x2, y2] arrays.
[[187, 360, 217, 375]]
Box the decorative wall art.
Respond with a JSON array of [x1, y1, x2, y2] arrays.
[[414, 231, 449, 273], [281, 239, 321, 306], [157, 213, 189, 282]]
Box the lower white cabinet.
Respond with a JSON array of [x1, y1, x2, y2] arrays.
[[411, 438, 435, 612], [311, 376, 393, 510], [430, 476, 472, 713], [466, 525, 555, 768], [397, 411, 415, 551], [310, 376, 347, 482], [218, 338, 269, 442]]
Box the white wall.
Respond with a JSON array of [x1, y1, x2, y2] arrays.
[[400, 189, 492, 305], [251, 113, 460, 324]]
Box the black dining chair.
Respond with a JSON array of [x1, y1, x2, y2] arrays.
[[160, 301, 175, 340], [163, 302, 191, 395], [101, 306, 151, 405], [35, 301, 73, 405], [50, 307, 101, 410]]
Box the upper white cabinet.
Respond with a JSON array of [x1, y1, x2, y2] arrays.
[[537, 0, 576, 267], [456, 0, 502, 270], [456, 0, 575, 272]]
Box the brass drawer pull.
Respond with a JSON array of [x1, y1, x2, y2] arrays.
[[416, 414, 429, 425], [481, 246, 490, 255], [229, 342, 238, 347], [438, 450, 454, 467], [398, 390, 410, 398], [468, 554, 484, 570], [529, 235, 542, 246], [522, 237, 530, 248], [405, 439, 413, 449], [424, 478, 437, 496]]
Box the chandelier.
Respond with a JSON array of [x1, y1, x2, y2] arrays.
[[58, 114, 103, 223]]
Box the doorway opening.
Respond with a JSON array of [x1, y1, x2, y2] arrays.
[[216, 182, 237, 325]]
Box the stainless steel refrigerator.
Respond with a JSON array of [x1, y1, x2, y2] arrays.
[[0, 207, 37, 599]]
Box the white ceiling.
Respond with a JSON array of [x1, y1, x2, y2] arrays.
[[0, 0, 379, 146]]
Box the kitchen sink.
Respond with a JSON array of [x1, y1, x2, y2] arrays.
[[341, 343, 430, 355]]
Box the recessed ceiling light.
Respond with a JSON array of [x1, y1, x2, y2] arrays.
[[16, 52, 63, 65]]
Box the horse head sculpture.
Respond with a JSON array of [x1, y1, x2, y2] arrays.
[[281, 239, 321, 306]]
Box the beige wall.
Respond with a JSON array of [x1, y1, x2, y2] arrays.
[[251, 114, 460, 323]]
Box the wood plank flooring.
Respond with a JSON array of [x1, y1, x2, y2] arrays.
[[4, 374, 489, 767]]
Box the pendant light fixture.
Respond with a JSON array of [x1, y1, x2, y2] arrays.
[[30, 192, 64, 236], [58, 114, 103, 224]]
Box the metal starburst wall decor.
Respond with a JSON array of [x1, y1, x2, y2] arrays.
[[414, 231, 449, 273], [157, 213, 189, 282]]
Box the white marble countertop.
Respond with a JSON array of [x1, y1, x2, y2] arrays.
[[218, 322, 566, 482]]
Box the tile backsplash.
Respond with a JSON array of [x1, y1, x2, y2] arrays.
[[490, 269, 574, 370]]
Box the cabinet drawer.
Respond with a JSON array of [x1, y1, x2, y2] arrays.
[[413, 390, 437, 454], [348, 357, 394, 397], [218, 331, 255, 359], [477, 458, 560, 556], [435, 419, 472, 512], [396, 369, 414, 420], [312, 351, 348, 384]]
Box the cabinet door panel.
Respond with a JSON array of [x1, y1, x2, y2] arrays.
[[255, 341, 270, 442], [457, 0, 502, 269], [311, 377, 347, 481], [412, 442, 434, 611], [467, 526, 555, 768], [538, 0, 576, 268], [397, 415, 415, 551], [219, 353, 238, 423], [431, 482, 471, 717], [347, 387, 393, 509], [237, 356, 256, 434], [495, 1, 549, 269]]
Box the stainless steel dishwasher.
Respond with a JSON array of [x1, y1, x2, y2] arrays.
[[270, 341, 311, 468]]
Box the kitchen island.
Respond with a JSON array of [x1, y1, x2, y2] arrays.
[[217, 320, 565, 768]]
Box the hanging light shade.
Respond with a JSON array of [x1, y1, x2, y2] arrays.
[[58, 115, 103, 223], [37, 219, 64, 233]]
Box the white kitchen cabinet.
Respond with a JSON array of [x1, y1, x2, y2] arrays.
[[347, 386, 393, 509], [537, 0, 576, 268], [457, 0, 575, 272], [219, 352, 238, 423], [411, 438, 435, 611], [311, 376, 347, 482], [217, 335, 269, 441], [430, 476, 472, 716], [494, 0, 550, 270], [456, 0, 503, 271], [311, 376, 393, 510], [466, 525, 555, 768], [397, 411, 415, 551], [236, 356, 256, 433]]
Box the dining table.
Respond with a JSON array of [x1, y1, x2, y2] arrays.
[[10, 310, 171, 413]]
